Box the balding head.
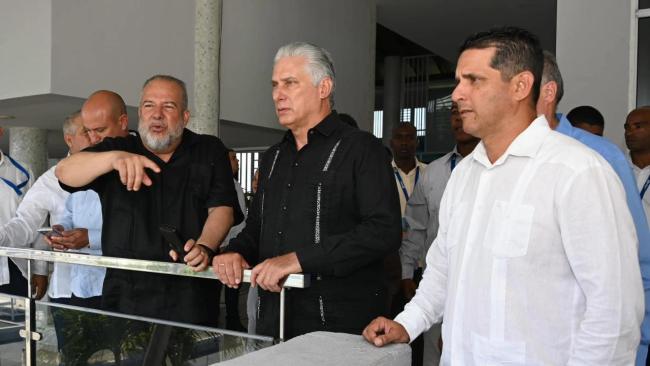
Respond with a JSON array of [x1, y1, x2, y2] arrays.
[[81, 90, 129, 145]]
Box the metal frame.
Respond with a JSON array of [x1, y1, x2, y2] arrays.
[[632, 1, 650, 109], [0, 247, 309, 364]]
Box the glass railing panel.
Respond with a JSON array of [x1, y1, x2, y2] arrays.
[[0, 294, 26, 366], [34, 301, 274, 365]]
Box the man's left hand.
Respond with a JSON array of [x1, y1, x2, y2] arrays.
[[250, 252, 302, 292], [169, 239, 212, 272], [31, 274, 48, 300]]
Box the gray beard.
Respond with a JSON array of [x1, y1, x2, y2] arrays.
[[138, 121, 184, 153]]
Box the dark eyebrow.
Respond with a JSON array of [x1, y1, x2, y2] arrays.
[[460, 72, 481, 80]]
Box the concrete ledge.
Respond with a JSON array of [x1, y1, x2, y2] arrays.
[[220, 331, 411, 366]]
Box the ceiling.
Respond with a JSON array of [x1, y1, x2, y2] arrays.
[[376, 0, 556, 62]]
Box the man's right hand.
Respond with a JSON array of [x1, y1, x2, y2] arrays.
[[47, 225, 90, 250], [111, 151, 160, 191], [401, 278, 417, 300], [212, 252, 250, 288], [362, 316, 410, 347]]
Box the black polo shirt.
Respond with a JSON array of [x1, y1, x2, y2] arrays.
[[61, 129, 243, 326]]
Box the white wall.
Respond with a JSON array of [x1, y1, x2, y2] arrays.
[[50, 0, 196, 107], [556, 0, 633, 148], [0, 0, 51, 99], [220, 0, 376, 132]]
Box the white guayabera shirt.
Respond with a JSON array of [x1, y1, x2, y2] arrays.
[[395, 116, 644, 365]]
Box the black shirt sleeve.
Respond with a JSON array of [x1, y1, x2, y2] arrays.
[[58, 135, 128, 194]]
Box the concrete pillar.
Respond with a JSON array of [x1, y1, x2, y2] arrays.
[[556, 0, 633, 148], [382, 55, 402, 145], [9, 127, 48, 179], [190, 0, 222, 137]]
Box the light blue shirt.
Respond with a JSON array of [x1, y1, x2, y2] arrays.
[[59, 190, 105, 298], [556, 114, 650, 364]]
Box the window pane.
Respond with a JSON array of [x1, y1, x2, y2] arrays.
[[373, 110, 383, 138], [638, 17, 650, 106], [640, 0, 650, 9]]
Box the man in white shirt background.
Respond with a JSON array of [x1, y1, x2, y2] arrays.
[[0, 126, 44, 298], [388, 122, 427, 318], [399, 102, 479, 365], [364, 26, 643, 365], [626, 106, 650, 229], [390, 122, 427, 217]]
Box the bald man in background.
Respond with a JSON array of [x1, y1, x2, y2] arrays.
[[46, 91, 130, 364], [48, 90, 129, 299]]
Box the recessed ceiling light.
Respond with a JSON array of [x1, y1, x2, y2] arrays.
[[0, 115, 16, 120]]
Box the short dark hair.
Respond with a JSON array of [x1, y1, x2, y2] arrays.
[[392, 122, 417, 136], [459, 26, 544, 104], [142, 74, 188, 111], [567, 106, 605, 127]]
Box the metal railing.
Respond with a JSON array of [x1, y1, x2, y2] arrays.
[[0, 247, 310, 365]]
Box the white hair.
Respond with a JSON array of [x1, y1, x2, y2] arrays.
[[274, 42, 336, 106]]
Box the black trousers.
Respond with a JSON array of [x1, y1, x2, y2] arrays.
[[0, 260, 27, 297]]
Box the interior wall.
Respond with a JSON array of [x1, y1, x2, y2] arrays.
[[219, 0, 377, 133], [50, 0, 196, 107], [556, 0, 633, 149], [0, 0, 51, 100]]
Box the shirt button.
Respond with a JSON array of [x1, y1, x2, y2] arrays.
[[293, 162, 299, 167], [277, 231, 283, 236], [282, 205, 288, 211], [309, 130, 315, 135], [286, 183, 292, 189]]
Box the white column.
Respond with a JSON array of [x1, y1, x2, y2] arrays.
[[190, 0, 222, 137], [556, 0, 633, 148], [9, 127, 48, 179]]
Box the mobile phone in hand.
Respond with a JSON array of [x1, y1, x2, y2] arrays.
[[37, 227, 63, 238], [159, 224, 185, 262]]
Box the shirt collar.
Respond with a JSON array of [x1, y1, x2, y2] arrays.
[[0, 150, 4, 167], [391, 157, 423, 174], [448, 146, 461, 161], [282, 110, 341, 144], [554, 113, 574, 136], [472, 115, 551, 168]]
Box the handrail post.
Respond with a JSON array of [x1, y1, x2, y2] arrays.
[[24, 260, 36, 365], [279, 288, 285, 342]]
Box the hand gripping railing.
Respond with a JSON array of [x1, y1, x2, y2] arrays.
[[0, 247, 310, 364]]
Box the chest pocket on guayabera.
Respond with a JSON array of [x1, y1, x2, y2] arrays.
[[484, 200, 534, 258], [188, 163, 213, 202]]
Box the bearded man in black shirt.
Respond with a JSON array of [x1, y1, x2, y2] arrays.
[[213, 42, 402, 338], [56, 75, 243, 326]]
